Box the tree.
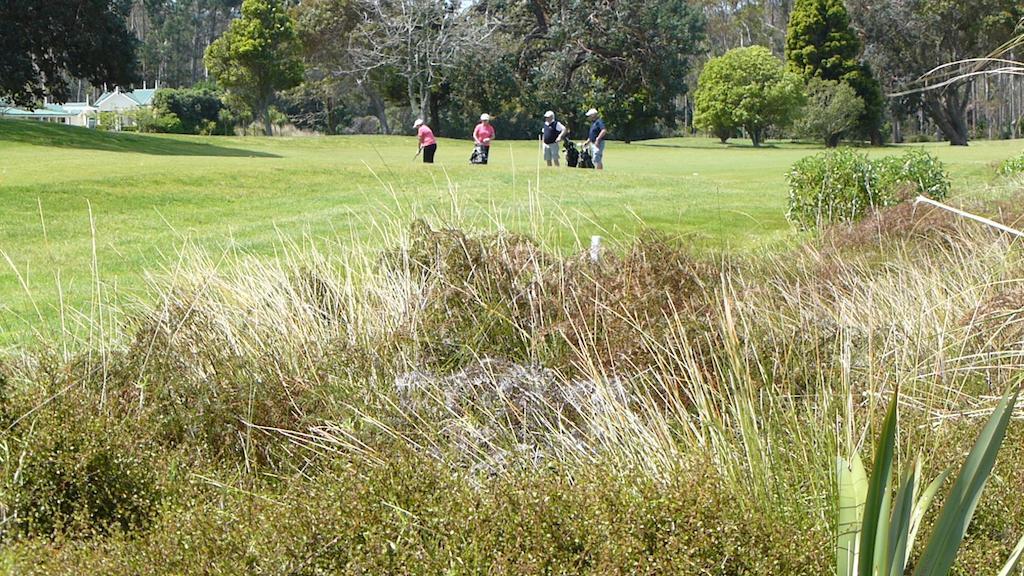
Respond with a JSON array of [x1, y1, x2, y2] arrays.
[[694, 0, 793, 57], [0, 0, 139, 106], [462, 0, 704, 141], [153, 87, 224, 134], [204, 0, 304, 135], [795, 78, 864, 146], [694, 46, 804, 146], [292, 0, 386, 133], [848, 0, 1023, 146], [346, 0, 498, 130], [785, 0, 884, 143], [132, 0, 241, 88]]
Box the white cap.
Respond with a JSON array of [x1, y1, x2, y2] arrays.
[[544, 110, 554, 118], [585, 108, 598, 117], [480, 113, 490, 121], [413, 118, 424, 128]]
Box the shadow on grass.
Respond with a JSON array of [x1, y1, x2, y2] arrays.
[[0, 120, 279, 158], [632, 140, 787, 150]]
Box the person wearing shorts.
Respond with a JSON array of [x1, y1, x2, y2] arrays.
[[414, 118, 437, 163], [541, 110, 569, 167], [585, 108, 607, 170]]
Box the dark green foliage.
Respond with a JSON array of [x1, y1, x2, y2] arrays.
[[6, 410, 160, 538], [786, 149, 950, 228], [204, 0, 304, 135], [785, 0, 885, 142], [134, 0, 240, 88], [452, 0, 704, 140], [795, 77, 865, 147], [6, 457, 829, 575], [152, 88, 224, 134], [0, 0, 139, 106], [785, 0, 860, 80], [847, 0, 1023, 146]]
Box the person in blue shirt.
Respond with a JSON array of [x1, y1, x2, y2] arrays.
[[585, 108, 607, 170]]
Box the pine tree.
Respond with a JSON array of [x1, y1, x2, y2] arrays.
[[785, 0, 884, 144]]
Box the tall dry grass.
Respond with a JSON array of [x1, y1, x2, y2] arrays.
[[3, 188, 1023, 548]]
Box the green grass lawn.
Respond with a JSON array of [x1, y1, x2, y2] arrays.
[[1, 119, 1021, 345]]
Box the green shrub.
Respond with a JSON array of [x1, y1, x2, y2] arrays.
[[786, 148, 876, 228], [875, 148, 951, 201], [152, 88, 223, 134], [5, 457, 829, 575], [787, 148, 950, 229], [999, 152, 1024, 176], [6, 412, 160, 538]]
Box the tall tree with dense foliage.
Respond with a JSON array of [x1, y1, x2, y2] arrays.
[[795, 78, 864, 146], [694, 46, 804, 146], [291, 0, 377, 133], [785, 0, 884, 144], [462, 0, 704, 140], [848, 0, 1023, 146], [131, 0, 241, 88], [204, 0, 304, 135], [0, 0, 139, 106]]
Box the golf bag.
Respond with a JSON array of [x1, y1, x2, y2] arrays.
[[578, 143, 595, 169], [470, 144, 489, 165], [563, 140, 580, 168]]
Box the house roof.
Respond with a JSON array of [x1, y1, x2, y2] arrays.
[[0, 104, 74, 117], [95, 88, 156, 107], [61, 102, 98, 113]]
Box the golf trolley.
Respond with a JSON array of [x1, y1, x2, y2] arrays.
[[563, 140, 594, 169]]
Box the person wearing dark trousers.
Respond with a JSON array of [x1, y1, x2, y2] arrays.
[[585, 108, 607, 170], [473, 113, 495, 164], [414, 118, 437, 163]]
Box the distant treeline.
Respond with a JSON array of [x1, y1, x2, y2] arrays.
[[62, 0, 1024, 143]]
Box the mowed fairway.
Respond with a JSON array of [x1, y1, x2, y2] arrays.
[[1, 119, 1021, 345]]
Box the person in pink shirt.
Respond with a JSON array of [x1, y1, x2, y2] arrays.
[[414, 118, 437, 163], [472, 113, 495, 164]]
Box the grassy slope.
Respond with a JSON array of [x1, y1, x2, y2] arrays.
[[0, 119, 1021, 344]]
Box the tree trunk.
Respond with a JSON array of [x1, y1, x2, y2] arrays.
[[259, 97, 273, 136], [326, 95, 334, 135], [429, 90, 442, 136], [364, 85, 388, 134], [925, 87, 970, 146], [262, 110, 273, 136], [750, 127, 763, 147], [826, 133, 841, 148], [869, 127, 883, 146]]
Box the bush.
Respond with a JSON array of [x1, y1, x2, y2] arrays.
[[787, 148, 950, 228], [152, 88, 223, 134], [999, 152, 1024, 176], [694, 46, 805, 146], [795, 78, 865, 147], [875, 148, 950, 200], [7, 412, 160, 538]]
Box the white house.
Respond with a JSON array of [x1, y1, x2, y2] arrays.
[[94, 88, 156, 113], [0, 99, 100, 128], [1, 88, 155, 130], [61, 102, 100, 127], [0, 103, 76, 124], [93, 87, 157, 130]]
